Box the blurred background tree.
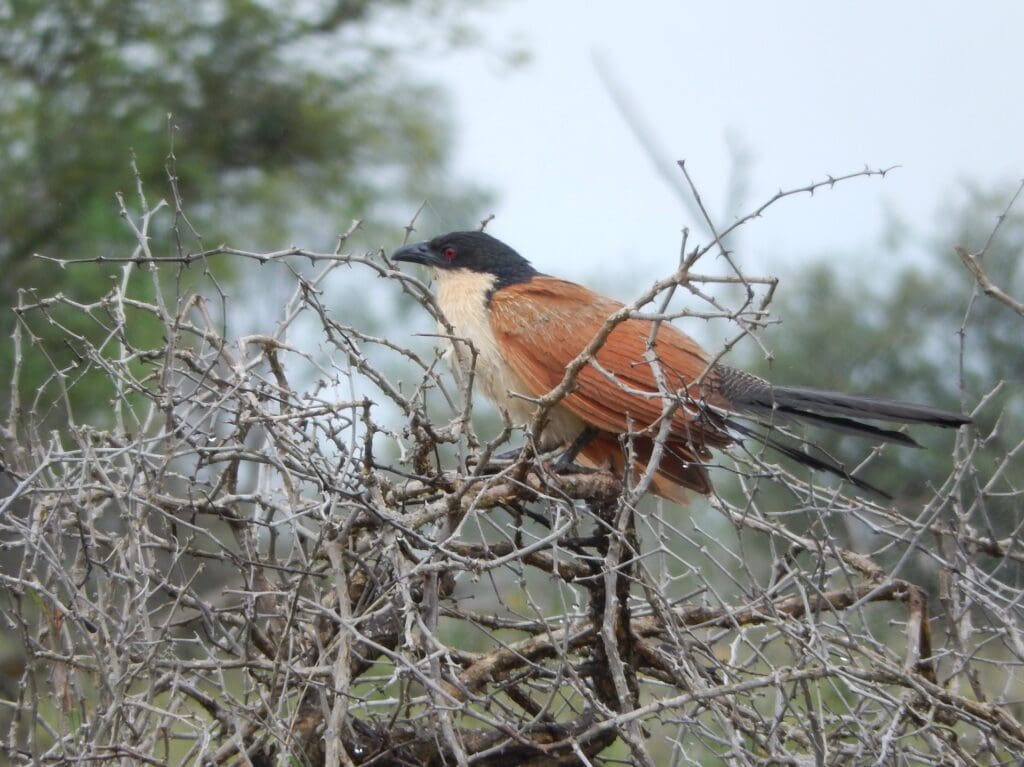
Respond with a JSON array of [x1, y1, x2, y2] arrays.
[[0, 0, 491, 415], [739, 183, 1019, 493], [718, 181, 1023, 589]]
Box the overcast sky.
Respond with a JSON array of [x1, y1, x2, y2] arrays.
[[418, 1, 1023, 293]]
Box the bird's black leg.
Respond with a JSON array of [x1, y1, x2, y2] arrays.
[[560, 534, 607, 549], [480, 427, 597, 473], [553, 426, 599, 472], [470, 444, 533, 475], [492, 445, 529, 461]]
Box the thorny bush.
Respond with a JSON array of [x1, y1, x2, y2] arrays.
[[1, 170, 1023, 766]]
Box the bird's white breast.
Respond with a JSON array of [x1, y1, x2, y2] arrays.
[[430, 268, 584, 445]]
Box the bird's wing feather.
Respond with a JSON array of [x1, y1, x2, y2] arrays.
[[489, 276, 731, 451]]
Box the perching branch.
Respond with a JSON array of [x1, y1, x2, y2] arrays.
[[1, 162, 1020, 767]]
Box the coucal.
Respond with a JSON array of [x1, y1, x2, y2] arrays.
[[393, 231, 971, 501]]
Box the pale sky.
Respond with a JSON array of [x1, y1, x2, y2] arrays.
[[418, 1, 1024, 294]]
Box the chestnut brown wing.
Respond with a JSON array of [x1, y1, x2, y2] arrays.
[[489, 276, 732, 451]]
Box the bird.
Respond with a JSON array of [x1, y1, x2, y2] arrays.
[[392, 231, 971, 502]]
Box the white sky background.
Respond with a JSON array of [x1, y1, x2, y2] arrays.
[[416, 1, 1024, 295]]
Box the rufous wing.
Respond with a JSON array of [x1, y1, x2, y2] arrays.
[[489, 276, 732, 496]]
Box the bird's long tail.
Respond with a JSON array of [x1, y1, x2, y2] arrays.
[[711, 365, 971, 495], [714, 366, 971, 441]]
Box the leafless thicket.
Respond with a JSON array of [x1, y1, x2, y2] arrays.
[[1, 170, 1023, 767]]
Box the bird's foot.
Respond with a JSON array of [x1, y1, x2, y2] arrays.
[[467, 445, 533, 475], [551, 427, 599, 473], [560, 534, 606, 549], [470, 429, 598, 475], [492, 445, 531, 461]]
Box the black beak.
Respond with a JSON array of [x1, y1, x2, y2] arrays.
[[391, 241, 438, 267]]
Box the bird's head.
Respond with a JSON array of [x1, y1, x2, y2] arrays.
[[392, 231, 537, 288]]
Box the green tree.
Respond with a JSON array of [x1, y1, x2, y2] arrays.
[[0, 0, 488, 413], [738, 181, 1021, 518]]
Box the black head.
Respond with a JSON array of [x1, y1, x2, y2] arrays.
[[392, 231, 537, 288]]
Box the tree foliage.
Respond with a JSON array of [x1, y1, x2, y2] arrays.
[[0, 0, 487, 412], [740, 182, 1022, 506]]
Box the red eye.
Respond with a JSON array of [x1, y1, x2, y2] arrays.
[[442, 246, 457, 262]]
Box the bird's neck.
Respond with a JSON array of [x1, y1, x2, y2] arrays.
[[429, 268, 498, 345], [428, 267, 587, 448]]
